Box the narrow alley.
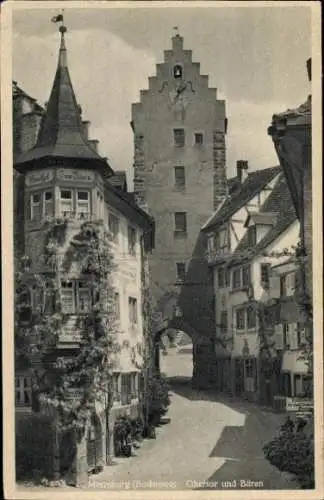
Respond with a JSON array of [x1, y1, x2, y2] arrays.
[[91, 344, 298, 491]]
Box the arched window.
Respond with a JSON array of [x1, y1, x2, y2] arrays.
[[173, 64, 183, 79]]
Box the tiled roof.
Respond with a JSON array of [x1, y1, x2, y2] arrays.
[[270, 96, 311, 128], [108, 171, 128, 191], [15, 30, 111, 174], [229, 173, 297, 265], [202, 165, 282, 231], [13, 81, 44, 113]]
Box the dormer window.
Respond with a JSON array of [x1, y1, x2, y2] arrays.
[[173, 64, 183, 79]]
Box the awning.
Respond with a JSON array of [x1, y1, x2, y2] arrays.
[[281, 350, 309, 374]]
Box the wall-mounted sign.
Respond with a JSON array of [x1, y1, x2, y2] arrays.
[[26, 169, 54, 187], [57, 168, 94, 182]]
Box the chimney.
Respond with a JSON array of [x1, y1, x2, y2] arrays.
[[88, 139, 99, 153], [82, 120, 90, 140], [236, 160, 249, 183], [307, 58, 311, 82]]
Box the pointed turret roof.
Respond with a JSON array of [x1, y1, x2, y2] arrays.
[[15, 24, 112, 174]]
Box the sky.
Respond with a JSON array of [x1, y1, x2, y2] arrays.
[[12, 4, 312, 186]]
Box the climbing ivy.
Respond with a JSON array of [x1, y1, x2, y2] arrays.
[[15, 219, 121, 436]]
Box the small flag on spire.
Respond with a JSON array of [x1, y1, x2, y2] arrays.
[[51, 14, 63, 23]]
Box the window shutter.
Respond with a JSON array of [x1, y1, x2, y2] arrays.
[[269, 275, 280, 299]]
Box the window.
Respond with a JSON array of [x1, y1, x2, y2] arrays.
[[113, 373, 120, 402], [248, 226, 256, 247], [173, 65, 183, 79], [245, 359, 255, 378], [30, 192, 41, 220], [60, 280, 91, 313], [97, 191, 104, 219], [61, 281, 75, 313], [218, 267, 226, 288], [108, 213, 119, 243], [130, 372, 138, 398], [283, 323, 289, 348], [280, 273, 295, 297], [121, 373, 132, 405], [128, 226, 136, 255], [44, 191, 53, 217], [30, 191, 54, 220], [173, 128, 185, 148], [76, 281, 91, 312], [207, 235, 215, 253], [174, 212, 187, 234], [114, 292, 120, 319], [176, 262, 186, 282], [235, 308, 245, 330], [15, 376, 32, 407], [76, 191, 90, 220], [247, 306, 256, 329], [60, 189, 73, 217], [174, 166, 185, 188], [220, 311, 228, 334], [194, 133, 204, 146], [261, 263, 271, 289], [43, 282, 55, 314], [128, 297, 138, 325], [242, 266, 251, 287], [232, 268, 241, 289]]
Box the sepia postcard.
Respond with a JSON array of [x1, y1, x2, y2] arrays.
[[1, 1, 323, 499]]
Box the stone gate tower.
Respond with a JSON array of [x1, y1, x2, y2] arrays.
[[131, 33, 227, 316]]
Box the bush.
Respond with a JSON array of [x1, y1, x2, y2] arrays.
[[144, 374, 170, 426], [263, 417, 314, 489], [16, 414, 54, 481]]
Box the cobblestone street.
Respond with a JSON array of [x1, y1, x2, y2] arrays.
[[90, 346, 298, 491]]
